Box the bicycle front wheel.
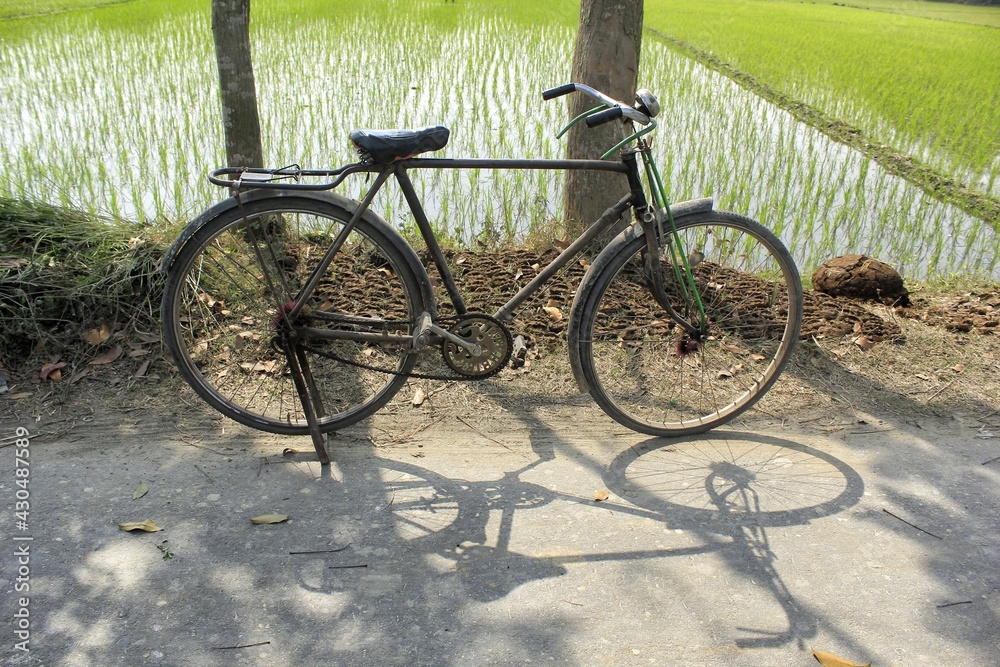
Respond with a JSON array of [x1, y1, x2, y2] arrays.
[[162, 195, 425, 434], [576, 211, 803, 436]]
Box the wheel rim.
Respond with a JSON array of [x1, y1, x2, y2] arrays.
[[166, 205, 416, 432]]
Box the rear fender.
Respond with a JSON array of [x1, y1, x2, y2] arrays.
[[160, 189, 436, 316]]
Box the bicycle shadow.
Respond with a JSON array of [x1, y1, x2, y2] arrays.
[[305, 417, 868, 656], [603, 431, 865, 650]]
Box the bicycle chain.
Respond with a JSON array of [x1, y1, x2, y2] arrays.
[[297, 315, 510, 382]]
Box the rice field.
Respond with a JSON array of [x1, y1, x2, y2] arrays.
[[0, 0, 998, 280], [645, 0, 1000, 198]]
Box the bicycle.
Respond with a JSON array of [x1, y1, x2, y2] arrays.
[[160, 83, 804, 464]]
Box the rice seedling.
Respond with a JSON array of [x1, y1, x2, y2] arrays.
[[644, 0, 1000, 199]]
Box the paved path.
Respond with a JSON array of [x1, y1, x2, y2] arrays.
[[1, 392, 999, 666]]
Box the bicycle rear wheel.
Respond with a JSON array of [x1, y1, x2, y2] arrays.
[[161, 195, 425, 434], [575, 211, 803, 436]]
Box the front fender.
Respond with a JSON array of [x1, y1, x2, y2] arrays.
[[566, 197, 714, 393]]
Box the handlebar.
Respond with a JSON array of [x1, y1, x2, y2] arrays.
[[541, 82, 652, 126]]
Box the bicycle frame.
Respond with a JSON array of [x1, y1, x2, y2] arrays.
[[222, 152, 656, 347]]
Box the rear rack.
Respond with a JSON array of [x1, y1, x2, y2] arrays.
[[208, 162, 377, 191]]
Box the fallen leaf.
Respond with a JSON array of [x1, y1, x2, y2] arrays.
[[127, 348, 150, 358], [915, 373, 931, 381], [251, 513, 289, 525], [853, 336, 874, 350], [594, 490, 610, 502], [542, 306, 563, 321], [118, 519, 162, 532], [750, 353, 767, 362], [89, 344, 123, 366], [134, 360, 151, 378], [952, 363, 966, 373], [811, 649, 870, 667], [82, 323, 111, 346], [132, 481, 149, 500], [240, 360, 276, 373], [852, 321, 863, 334], [40, 361, 66, 381], [412, 387, 426, 406]]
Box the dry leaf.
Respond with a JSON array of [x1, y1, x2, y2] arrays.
[[594, 490, 610, 502], [40, 361, 66, 381], [915, 373, 931, 381], [811, 649, 870, 667], [127, 348, 150, 358], [132, 481, 149, 500], [853, 336, 874, 350], [542, 306, 563, 321], [952, 363, 966, 373], [852, 321, 863, 334], [135, 360, 151, 378], [412, 387, 426, 406], [240, 360, 276, 373], [251, 513, 289, 525], [82, 323, 111, 346], [118, 519, 162, 532], [750, 353, 767, 362], [89, 345, 123, 366]]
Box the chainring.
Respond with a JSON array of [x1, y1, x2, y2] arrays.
[[441, 313, 513, 379]]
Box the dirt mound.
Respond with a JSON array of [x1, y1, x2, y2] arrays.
[[812, 254, 909, 306], [425, 247, 903, 347]]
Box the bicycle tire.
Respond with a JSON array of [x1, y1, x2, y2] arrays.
[[574, 211, 803, 436], [162, 194, 426, 434]]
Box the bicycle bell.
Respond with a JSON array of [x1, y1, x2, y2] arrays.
[[634, 89, 660, 119]]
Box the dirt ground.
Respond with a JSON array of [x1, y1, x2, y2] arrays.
[[1, 255, 999, 666]]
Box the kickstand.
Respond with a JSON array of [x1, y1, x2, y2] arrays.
[[284, 342, 331, 466]]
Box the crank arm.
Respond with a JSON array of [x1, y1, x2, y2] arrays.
[[412, 312, 482, 354]]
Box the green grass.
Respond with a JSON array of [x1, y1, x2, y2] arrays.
[[644, 0, 1000, 196], [0, 0, 137, 20], [0, 197, 172, 368], [781, 0, 1000, 28]]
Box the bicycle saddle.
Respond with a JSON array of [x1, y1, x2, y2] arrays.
[[349, 126, 450, 164]]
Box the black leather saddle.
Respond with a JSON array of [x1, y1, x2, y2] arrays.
[[349, 126, 450, 164]]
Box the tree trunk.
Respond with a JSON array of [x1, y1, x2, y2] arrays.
[[211, 0, 264, 169], [562, 0, 643, 236]]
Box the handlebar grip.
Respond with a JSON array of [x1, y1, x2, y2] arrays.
[[542, 83, 576, 100], [585, 106, 624, 128]]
